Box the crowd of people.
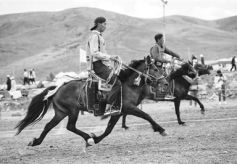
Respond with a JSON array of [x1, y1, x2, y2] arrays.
[[4, 68, 36, 92], [23, 68, 36, 85]]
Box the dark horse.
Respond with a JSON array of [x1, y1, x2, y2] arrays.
[[15, 56, 168, 147], [121, 63, 213, 128]]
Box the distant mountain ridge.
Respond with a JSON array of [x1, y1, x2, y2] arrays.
[[0, 7, 237, 81]]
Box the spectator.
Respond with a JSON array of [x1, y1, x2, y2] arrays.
[[214, 70, 227, 104], [6, 75, 11, 91], [10, 76, 17, 91], [28, 69, 34, 84], [200, 54, 205, 65], [191, 55, 198, 66], [23, 69, 29, 85], [230, 56, 236, 71], [32, 68, 36, 84]]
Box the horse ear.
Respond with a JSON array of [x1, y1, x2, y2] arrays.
[[146, 55, 151, 64], [188, 60, 193, 65]]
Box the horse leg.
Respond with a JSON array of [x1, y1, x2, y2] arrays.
[[185, 94, 205, 114], [125, 106, 166, 135], [174, 99, 185, 125], [28, 110, 66, 146], [92, 115, 121, 144], [122, 114, 129, 129], [66, 110, 92, 146]]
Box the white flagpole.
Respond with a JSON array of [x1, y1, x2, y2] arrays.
[[79, 46, 81, 73]]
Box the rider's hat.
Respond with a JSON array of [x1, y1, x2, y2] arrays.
[[154, 33, 163, 42], [90, 17, 106, 31]]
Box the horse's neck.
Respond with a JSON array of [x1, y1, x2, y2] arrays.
[[123, 82, 147, 106], [167, 72, 191, 89]]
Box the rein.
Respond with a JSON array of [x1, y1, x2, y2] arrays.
[[122, 63, 164, 81]]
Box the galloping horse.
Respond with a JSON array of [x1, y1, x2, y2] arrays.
[[121, 62, 213, 128], [15, 56, 168, 147]]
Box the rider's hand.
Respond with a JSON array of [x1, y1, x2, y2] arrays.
[[110, 55, 118, 61], [178, 57, 184, 61]]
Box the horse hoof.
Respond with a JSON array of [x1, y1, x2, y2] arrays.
[[122, 126, 129, 130], [28, 138, 36, 146], [87, 138, 95, 147], [179, 122, 186, 125], [160, 131, 168, 136], [201, 110, 205, 115], [89, 133, 96, 138], [181, 123, 187, 126]]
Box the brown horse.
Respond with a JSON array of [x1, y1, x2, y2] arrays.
[[15, 56, 168, 147], [121, 63, 212, 128]]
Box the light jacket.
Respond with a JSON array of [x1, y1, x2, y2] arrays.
[[87, 30, 110, 67], [150, 44, 180, 65]]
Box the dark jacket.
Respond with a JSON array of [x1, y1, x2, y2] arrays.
[[6, 78, 11, 91], [232, 57, 236, 65]]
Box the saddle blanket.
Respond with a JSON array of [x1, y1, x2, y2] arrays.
[[44, 71, 88, 100]]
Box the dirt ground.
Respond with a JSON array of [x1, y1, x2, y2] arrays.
[[0, 99, 237, 164]]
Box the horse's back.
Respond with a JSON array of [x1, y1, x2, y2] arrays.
[[53, 79, 87, 106]]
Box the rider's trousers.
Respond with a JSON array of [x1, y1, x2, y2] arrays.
[[93, 60, 121, 107]]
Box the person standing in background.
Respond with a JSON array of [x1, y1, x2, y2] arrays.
[[10, 76, 17, 91], [6, 75, 11, 91], [230, 56, 236, 71], [28, 69, 34, 85], [23, 69, 29, 85], [200, 54, 205, 65], [214, 70, 227, 105], [32, 68, 36, 84]]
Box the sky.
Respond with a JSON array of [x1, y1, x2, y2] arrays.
[[0, 0, 237, 20]]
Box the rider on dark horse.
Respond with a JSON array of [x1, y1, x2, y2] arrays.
[[87, 17, 121, 116], [150, 33, 196, 99]]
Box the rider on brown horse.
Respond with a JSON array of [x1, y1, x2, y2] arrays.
[[150, 33, 196, 99], [87, 17, 121, 116]]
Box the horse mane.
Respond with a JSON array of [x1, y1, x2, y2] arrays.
[[119, 59, 144, 82], [194, 63, 213, 76], [168, 62, 189, 80]]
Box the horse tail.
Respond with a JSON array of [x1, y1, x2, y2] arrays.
[[15, 86, 57, 135]]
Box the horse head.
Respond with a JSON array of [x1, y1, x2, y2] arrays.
[[194, 63, 213, 76], [169, 61, 197, 80]]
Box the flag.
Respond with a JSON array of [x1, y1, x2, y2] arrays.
[[79, 48, 87, 63]]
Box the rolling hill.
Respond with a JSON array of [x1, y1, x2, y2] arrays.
[[0, 7, 237, 82]]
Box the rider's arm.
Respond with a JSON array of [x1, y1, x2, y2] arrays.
[[151, 46, 170, 63], [88, 34, 110, 60], [164, 47, 181, 59]]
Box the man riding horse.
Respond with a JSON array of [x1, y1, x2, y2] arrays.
[[87, 17, 121, 116], [150, 33, 196, 99]]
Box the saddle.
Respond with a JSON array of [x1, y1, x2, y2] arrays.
[[149, 80, 175, 100], [85, 73, 121, 116]]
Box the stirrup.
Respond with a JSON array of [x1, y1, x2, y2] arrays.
[[164, 95, 175, 100], [103, 110, 120, 116], [104, 104, 120, 116]]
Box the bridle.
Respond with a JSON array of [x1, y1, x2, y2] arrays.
[[122, 57, 166, 86]]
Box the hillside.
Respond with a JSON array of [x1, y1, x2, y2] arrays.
[[0, 7, 237, 82]]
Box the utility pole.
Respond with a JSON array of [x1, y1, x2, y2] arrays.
[[160, 0, 168, 40]]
